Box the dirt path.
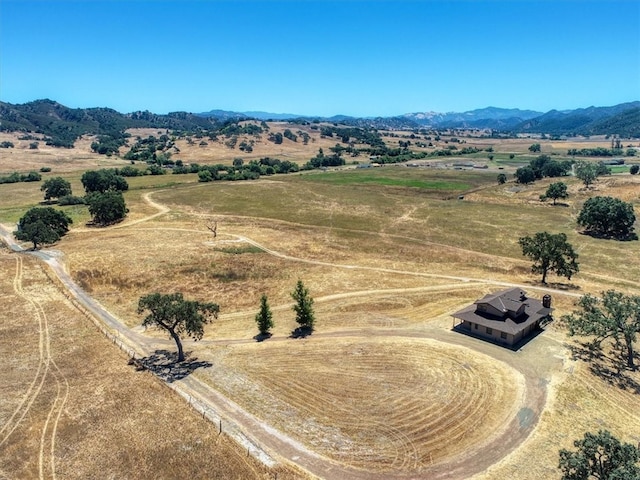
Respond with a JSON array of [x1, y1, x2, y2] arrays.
[[0, 190, 575, 480]]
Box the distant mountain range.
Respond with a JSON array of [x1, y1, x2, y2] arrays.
[[198, 103, 640, 136], [1, 100, 639, 146]]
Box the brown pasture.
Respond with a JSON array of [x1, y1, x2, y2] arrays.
[[0, 250, 305, 480], [1, 130, 639, 479]]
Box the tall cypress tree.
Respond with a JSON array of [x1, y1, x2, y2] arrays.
[[255, 294, 274, 336], [291, 280, 315, 331]]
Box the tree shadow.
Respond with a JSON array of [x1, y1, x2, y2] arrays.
[[544, 281, 581, 291], [522, 280, 580, 291], [290, 326, 313, 339], [85, 217, 126, 228], [133, 349, 213, 383], [579, 230, 638, 242], [253, 332, 272, 342], [566, 341, 640, 394]]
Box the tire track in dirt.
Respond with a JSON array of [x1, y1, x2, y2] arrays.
[[0, 256, 48, 447], [0, 256, 69, 480]]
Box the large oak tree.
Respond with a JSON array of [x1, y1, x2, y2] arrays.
[[563, 290, 640, 370], [14, 207, 72, 249], [519, 232, 579, 284], [138, 293, 219, 362], [559, 430, 640, 479]]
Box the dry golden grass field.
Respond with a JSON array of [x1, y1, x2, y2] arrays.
[[1, 126, 639, 479]]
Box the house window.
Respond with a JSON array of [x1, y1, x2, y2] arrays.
[[474, 323, 478, 330], [500, 331, 507, 339], [486, 327, 492, 335]]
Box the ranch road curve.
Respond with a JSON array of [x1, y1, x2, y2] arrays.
[[0, 198, 570, 480]]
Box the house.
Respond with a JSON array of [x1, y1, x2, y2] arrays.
[[452, 288, 552, 347]]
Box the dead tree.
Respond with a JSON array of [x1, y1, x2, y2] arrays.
[[206, 221, 217, 239]]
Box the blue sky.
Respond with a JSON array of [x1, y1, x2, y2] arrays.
[[1, 0, 639, 116]]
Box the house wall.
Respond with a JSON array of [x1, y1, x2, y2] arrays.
[[462, 321, 515, 346]]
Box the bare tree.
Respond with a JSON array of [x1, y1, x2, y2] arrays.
[[206, 220, 217, 239]]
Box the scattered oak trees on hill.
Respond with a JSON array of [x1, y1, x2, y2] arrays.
[[14, 207, 72, 249], [138, 293, 220, 362], [559, 430, 640, 479], [519, 232, 579, 284]]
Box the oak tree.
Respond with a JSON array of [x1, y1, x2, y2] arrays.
[[559, 430, 640, 479], [138, 292, 219, 362], [577, 196, 636, 240], [41, 177, 72, 202], [544, 181, 569, 205], [519, 232, 579, 284], [86, 191, 128, 225], [563, 290, 640, 370], [14, 207, 72, 249]]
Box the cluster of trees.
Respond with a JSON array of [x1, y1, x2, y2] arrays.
[[219, 123, 263, 137], [0, 171, 41, 184], [268, 132, 283, 144], [574, 160, 611, 188], [194, 158, 298, 181], [19, 169, 131, 248], [254, 157, 299, 174], [0, 141, 15, 148], [515, 155, 572, 184], [123, 134, 176, 162], [283, 129, 297, 142], [519, 194, 635, 284], [568, 147, 625, 157], [319, 125, 386, 149], [255, 280, 315, 337], [304, 148, 345, 169], [90, 133, 128, 156], [138, 281, 315, 362]]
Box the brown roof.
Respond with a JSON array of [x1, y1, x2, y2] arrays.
[[452, 288, 552, 336]]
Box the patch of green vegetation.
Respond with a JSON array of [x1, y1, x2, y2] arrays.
[[298, 169, 482, 191], [609, 165, 630, 174], [307, 174, 468, 190], [214, 245, 264, 254]]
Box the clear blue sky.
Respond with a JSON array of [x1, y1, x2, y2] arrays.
[[1, 0, 639, 117]]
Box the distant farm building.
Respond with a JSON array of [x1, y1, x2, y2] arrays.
[[452, 288, 552, 347]]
